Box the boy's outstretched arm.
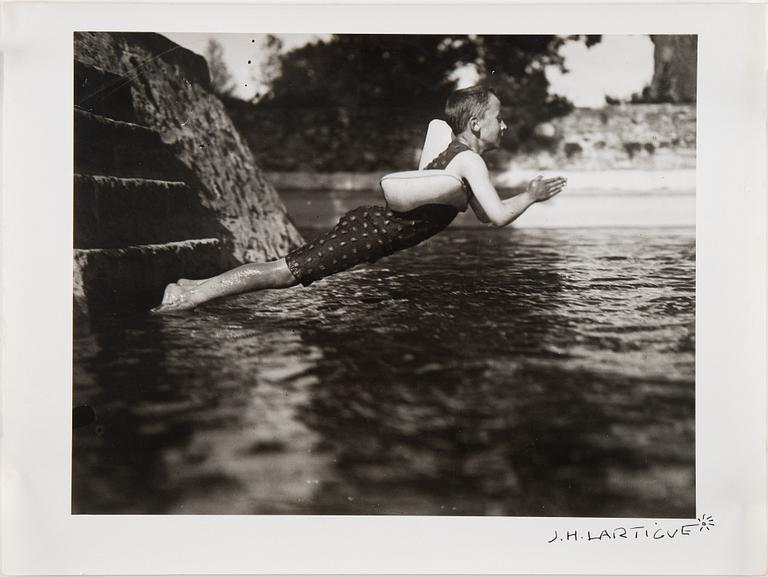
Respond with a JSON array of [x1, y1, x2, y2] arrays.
[[462, 155, 566, 226]]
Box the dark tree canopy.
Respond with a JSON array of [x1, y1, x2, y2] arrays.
[[239, 34, 602, 170], [263, 35, 475, 111], [262, 34, 593, 111]]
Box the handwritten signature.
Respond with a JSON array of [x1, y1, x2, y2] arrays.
[[547, 514, 715, 544]]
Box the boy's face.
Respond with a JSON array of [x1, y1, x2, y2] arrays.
[[475, 94, 506, 150]]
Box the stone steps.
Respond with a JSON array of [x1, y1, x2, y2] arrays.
[[74, 108, 182, 180], [74, 238, 234, 313], [74, 175, 226, 249], [75, 60, 136, 123], [72, 38, 259, 315]]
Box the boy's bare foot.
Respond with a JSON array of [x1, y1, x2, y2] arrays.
[[160, 282, 184, 305], [151, 282, 197, 313]]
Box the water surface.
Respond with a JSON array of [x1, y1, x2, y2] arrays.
[[73, 227, 695, 517]]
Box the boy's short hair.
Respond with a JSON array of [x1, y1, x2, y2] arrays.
[[445, 85, 497, 135]]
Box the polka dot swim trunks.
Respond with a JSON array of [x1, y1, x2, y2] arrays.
[[285, 139, 472, 287], [285, 204, 459, 287]]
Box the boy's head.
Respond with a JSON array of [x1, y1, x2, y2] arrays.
[[445, 85, 499, 135]]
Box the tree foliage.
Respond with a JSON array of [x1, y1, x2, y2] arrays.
[[262, 35, 473, 110], [243, 34, 602, 170], [258, 34, 284, 95], [204, 38, 235, 97]]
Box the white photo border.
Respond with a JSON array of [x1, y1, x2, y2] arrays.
[[2, 2, 766, 574]]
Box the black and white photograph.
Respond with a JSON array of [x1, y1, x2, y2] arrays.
[[72, 31, 697, 517], [2, 2, 765, 574]]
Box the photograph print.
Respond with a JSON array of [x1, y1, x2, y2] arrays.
[[72, 31, 696, 517]]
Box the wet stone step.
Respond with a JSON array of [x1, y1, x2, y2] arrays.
[[74, 238, 234, 314], [75, 60, 136, 123], [74, 108, 183, 181], [74, 175, 219, 249]]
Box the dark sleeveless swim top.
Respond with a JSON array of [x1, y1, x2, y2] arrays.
[[424, 139, 471, 171], [422, 139, 472, 207]]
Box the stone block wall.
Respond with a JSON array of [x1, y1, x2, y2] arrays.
[[75, 32, 303, 264], [500, 104, 696, 171]]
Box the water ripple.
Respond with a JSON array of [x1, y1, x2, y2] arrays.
[[73, 227, 695, 517]]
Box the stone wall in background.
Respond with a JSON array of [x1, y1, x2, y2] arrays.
[[500, 104, 696, 171], [75, 32, 303, 263], [227, 99, 695, 174]]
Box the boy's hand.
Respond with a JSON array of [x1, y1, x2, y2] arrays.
[[527, 175, 567, 202]]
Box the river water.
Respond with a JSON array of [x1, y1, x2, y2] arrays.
[[72, 226, 695, 517]]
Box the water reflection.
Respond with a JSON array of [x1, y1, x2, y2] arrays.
[[73, 228, 695, 517]]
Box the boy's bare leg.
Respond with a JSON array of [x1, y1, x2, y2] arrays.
[[152, 258, 298, 312], [177, 278, 208, 287]]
